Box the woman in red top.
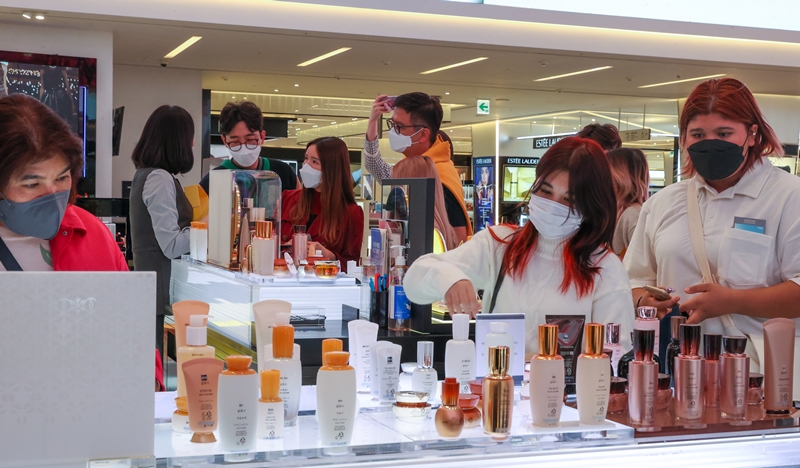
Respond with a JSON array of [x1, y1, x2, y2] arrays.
[[281, 137, 364, 265], [0, 94, 163, 390]]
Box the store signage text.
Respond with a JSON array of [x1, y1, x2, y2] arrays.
[[504, 157, 540, 166], [474, 157, 493, 165], [533, 134, 574, 149]]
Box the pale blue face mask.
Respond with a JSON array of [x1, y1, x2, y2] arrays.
[[0, 190, 70, 240]]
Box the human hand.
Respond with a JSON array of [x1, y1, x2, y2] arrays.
[[633, 286, 680, 319], [445, 279, 481, 318], [370, 95, 393, 121], [680, 283, 740, 324]]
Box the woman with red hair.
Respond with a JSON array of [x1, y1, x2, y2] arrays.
[[405, 137, 634, 356], [626, 78, 800, 356]]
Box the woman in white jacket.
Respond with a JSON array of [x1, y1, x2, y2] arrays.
[[404, 137, 634, 357]]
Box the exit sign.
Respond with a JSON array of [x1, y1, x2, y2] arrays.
[[477, 99, 490, 115]]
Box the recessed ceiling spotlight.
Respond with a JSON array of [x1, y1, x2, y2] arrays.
[[294, 84, 299, 87], [534, 66, 613, 82], [591, 118, 595, 121], [331, 122, 337, 124], [352, 118, 358, 121], [445, 92, 450, 95], [232, 96, 236, 99], [22, 11, 32, 19], [296, 127, 300, 130], [295, 109, 299, 112], [274, 89, 279, 92], [313, 125, 318, 128], [35, 12, 45, 20]]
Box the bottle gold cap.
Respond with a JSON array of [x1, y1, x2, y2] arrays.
[[255, 220, 273, 239], [260, 369, 281, 400], [584, 323, 605, 355], [322, 338, 344, 365], [538, 324, 558, 357], [488, 346, 509, 376]]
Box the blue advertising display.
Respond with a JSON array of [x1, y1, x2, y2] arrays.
[[473, 157, 495, 232]]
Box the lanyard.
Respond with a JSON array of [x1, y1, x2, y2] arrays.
[[0, 235, 23, 271]]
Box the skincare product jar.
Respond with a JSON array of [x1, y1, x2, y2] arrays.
[[314, 260, 340, 279], [468, 379, 483, 407], [748, 373, 764, 406], [656, 373, 672, 411], [608, 377, 628, 414], [458, 393, 481, 428], [393, 391, 431, 423]]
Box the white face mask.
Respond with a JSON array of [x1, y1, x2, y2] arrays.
[[299, 164, 322, 189], [527, 194, 582, 239], [228, 144, 261, 167], [388, 126, 423, 153]]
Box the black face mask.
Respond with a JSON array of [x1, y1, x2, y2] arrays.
[[687, 139, 747, 181]]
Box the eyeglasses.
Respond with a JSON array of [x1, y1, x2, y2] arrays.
[[227, 139, 260, 152], [386, 119, 426, 133]]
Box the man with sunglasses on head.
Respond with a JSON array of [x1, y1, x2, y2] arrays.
[[364, 92, 471, 243], [199, 101, 299, 195]]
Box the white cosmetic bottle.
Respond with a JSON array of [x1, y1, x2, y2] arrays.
[[218, 355, 259, 452], [412, 341, 438, 400], [257, 369, 283, 439], [485, 322, 514, 372], [445, 313, 476, 394], [316, 351, 358, 447], [576, 323, 611, 425], [529, 324, 565, 427], [251, 221, 275, 276], [262, 325, 302, 426], [176, 315, 214, 398]]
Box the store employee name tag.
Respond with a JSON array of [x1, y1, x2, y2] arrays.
[[733, 216, 766, 234]]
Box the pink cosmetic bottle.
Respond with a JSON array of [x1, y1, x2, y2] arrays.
[[674, 324, 704, 426], [720, 336, 750, 420], [627, 329, 658, 429], [702, 334, 722, 407]]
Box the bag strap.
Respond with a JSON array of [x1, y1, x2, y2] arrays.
[[487, 258, 506, 314], [686, 182, 739, 332], [0, 235, 23, 271]]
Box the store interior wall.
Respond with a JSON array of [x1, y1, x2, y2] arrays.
[[0, 23, 114, 197], [112, 65, 203, 198]]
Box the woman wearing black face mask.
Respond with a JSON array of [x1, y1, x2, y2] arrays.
[[625, 78, 800, 377]]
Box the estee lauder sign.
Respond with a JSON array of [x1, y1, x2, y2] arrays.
[[503, 157, 540, 166], [533, 134, 575, 149]]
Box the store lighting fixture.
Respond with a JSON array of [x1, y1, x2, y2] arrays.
[[297, 47, 351, 67], [534, 66, 612, 82], [22, 11, 31, 19], [331, 122, 337, 124], [274, 89, 279, 92], [294, 84, 299, 87], [420, 57, 488, 75], [35, 13, 44, 20], [517, 131, 576, 140], [639, 74, 726, 88], [163, 36, 202, 59], [445, 92, 450, 95]]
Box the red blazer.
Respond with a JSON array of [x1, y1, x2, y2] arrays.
[[280, 189, 364, 265], [50, 205, 128, 271]]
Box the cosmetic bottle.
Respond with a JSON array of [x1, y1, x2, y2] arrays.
[[190, 221, 208, 262], [608, 377, 628, 415], [635, 307, 660, 362], [388, 245, 410, 331], [275, 311, 302, 361], [322, 338, 344, 364], [316, 351, 357, 447], [627, 329, 657, 427], [656, 373, 672, 411], [665, 316, 686, 383], [370, 341, 401, 403], [251, 221, 275, 276], [763, 318, 796, 415], [172, 397, 191, 434], [720, 336, 749, 420], [618, 332, 660, 379], [253, 300, 292, 373], [576, 323, 610, 425], [482, 346, 514, 439], [748, 373, 764, 406], [458, 393, 481, 428], [529, 324, 565, 427], [674, 324, 704, 423], [218, 356, 259, 452], [257, 369, 283, 439], [445, 313, 476, 394], [292, 225, 307, 264], [703, 334, 722, 407], [348, 320, 379, 393], [605, 323, 624, 377], [172, 300, 210, 364], [485, 322, 515, 373], [176, 315, 214, 398], [435, 377, 464, 439], [183, 358, 224, 443], [262, 325, 302, 426], [412, 341, 438, 400]]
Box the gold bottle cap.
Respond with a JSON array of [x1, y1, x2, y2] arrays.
[[584, 323, 605, 355], [322, 339, 344, 365], [255, 220, 273, 239], [322, 351, 350, 369], [488, 345, 509, 376], [538, 324, 558, 357]]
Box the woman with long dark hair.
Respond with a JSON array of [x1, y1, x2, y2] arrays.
[[129, 105, 195, 357], [280, 137, 364, 265], [405, 137, 634, 355]]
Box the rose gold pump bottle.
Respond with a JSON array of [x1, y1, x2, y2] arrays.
[[674, 324, 704, 424], [702, 334, 722, 407], [483, 346, 514, 440], [628, 329, 658, 427], [720, 336, 750, 420], [436, 378, 464, 439]]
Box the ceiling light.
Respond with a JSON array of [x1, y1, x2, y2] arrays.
[[517, 131, 576, 140], [297, 47, 351, 67], [352, 118, 358, 121], [296, 128, 300, 130], [534, 66, 612, 82], [420, 57, 488, 75], [445, 92, 450, 95], [163, 36, 202, 59], [294, 84, 299, 87], [295, 110, 299, 112], [638, 74, 726, 88], [22, 11, 31, 19], [591, 119, 595, 121], [313, 125, 318, 128], [35, 12, 44, 20], [331, 122, 337, 124], [274, 89, 279, 92]]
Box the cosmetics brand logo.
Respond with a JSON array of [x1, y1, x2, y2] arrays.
[[201, 374, 208, 382], [387, 357, 393, 363]]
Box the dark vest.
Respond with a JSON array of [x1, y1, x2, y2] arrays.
[[130, 168, 193, 316]]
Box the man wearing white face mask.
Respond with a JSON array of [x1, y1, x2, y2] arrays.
[[405, 137, 634, 358], [364, 92, 471, 243], [199, 101, 299, 195]]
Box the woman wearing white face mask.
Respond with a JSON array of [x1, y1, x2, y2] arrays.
[[405, 137, 635, 356], [280, 137, 364, 265]]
